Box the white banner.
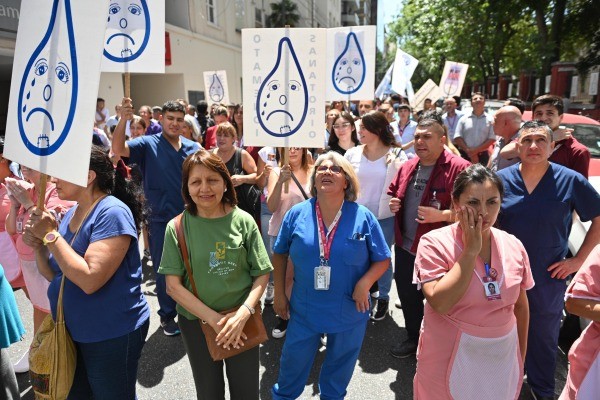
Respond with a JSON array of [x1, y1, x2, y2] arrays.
[[375, 63, 393, 100], [101, 0, 165, 73], [412, 79, 443, 111], [203, 70, 230, 106], [326, 26, 375, 100], [391, 48, 418, 96], [570, 76, 578, 97], [589, 72, 598, 96], [242, 28, 326, 148], [5, 0, 108, 186], [439, 61, 469, 97]]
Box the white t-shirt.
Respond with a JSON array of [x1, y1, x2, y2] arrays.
[[345, 146, 387, 216], [258, 147, 278, 197]]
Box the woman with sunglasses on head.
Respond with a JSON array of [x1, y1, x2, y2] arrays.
[[271, 152, 390, 400], [345, 110, 406, 321], [266, 146, 313, 339], [327, 111, 360, 156]]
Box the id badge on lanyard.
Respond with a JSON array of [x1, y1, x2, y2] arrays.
[[480, 263, 501, 301], [314, 201, 342, 291]]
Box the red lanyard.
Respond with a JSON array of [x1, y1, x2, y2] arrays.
[[315, 200, 343, 264]]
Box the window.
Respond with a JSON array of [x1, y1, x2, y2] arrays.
[[188, 91, 205, 106], [207, 0, 217, 25], [235, 0, 245, 31]]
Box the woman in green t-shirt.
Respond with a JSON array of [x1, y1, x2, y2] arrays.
[[159, 150, 272, 400]]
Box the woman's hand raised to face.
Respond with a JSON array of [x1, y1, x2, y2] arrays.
[[457, 205, 482, 257]]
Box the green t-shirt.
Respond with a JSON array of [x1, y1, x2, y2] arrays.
[[158, 208, 272, 320]]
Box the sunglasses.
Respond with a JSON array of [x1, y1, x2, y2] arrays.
[[316, 165, 343, 174]]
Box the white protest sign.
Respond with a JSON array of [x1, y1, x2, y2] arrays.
[[375, 63, 393, 100], [101, 0, 165, 73], [326, 26, 375, 101], [242, 28, 326, 148], [412, 79, 443, 111], [5, 0, 108, 186], [203, 70, 230, 106], [391, 48, 418, 96], [439, 61, 469, 97]]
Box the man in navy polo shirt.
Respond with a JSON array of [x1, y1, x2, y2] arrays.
[[113, 98, 200, 336]]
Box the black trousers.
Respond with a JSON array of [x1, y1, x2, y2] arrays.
[[393, 245, 424, 342], [179, 314, 259, 400]]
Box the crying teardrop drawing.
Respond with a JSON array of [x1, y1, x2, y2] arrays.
[[331, 32, 366, 95], [209, 73, 225, 102], [256, 37, 308, 137], [104, 0, 150, 62], [17, 0, 78, 156]]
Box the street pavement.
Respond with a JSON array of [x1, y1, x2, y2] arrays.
[[8, 255, 568, 399]]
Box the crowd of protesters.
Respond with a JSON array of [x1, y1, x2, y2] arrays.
[[1, 91, 599, 400]]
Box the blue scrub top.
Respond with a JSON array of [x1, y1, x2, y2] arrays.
[[274, 198, 391, 333], [47, 196, 150, 343], [498, 163, 600, 287], [128, 134, 200, 223]]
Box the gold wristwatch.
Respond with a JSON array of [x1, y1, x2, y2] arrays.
[[43, 230, 61, 246]]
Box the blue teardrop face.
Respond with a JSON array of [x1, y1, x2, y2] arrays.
[[209, 73, 225, 102], [256, 38, 308, 137], [332, 32, 366, 95], [104, 0, 150, 62], [17, 0, 78, 156]]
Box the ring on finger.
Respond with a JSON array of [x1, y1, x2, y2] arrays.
[[469, 225, 474, 228]]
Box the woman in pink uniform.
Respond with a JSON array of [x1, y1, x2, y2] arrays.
[[5, 166, 74, 373], [413, 164, 534, 399], [559, 245, 600, 400]]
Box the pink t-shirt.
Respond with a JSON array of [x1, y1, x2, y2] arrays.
[[267, 167, 311, 237]]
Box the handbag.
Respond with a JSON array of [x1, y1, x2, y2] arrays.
[[174, 213, 267, 361], [29, 195, 106, 399]]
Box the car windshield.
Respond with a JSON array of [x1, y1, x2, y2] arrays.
[[566, 123, 600, 158]]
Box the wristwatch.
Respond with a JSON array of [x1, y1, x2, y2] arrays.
[[43, 230, 61, 246]]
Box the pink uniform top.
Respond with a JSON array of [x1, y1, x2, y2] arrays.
[[413, 224, 534, 400], [15, 183, 74, 261], [0, 182, 15, 233], [560, 245, 600, 400]]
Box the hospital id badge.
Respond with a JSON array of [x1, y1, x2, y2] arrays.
[[314, 266, 330, 290], [482, 276, 501, 301]]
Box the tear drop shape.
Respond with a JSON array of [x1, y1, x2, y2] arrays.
[[17, 0, 78, 156], [103, 0, 150, 63], [256, 37, 308, 138], [331, 32, 366, 95], [209, 73, 225, 102]]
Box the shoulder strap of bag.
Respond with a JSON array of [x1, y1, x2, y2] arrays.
[[234, 148, 244, 176], [290, 172, 309, 200], [174, 213, 200, 298]]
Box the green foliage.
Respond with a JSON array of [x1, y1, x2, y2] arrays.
[[266, 0, 300, 28], [386, 0, 595, 85]]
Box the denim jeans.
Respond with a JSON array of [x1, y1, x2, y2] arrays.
[[377, 217, 395, 301], [68, 319, 150, 400]]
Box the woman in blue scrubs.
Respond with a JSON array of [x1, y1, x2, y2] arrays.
[[497, 120, 600, 400], [271, 152, 391, 400]]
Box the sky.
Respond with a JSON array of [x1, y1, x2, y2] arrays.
[[377, 0, 402, 52]]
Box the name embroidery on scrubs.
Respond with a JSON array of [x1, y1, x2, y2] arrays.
[[315, 200, 343, 290]]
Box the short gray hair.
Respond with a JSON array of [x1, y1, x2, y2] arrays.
[[310, 151, 360, 202]]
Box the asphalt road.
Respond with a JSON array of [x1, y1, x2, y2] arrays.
[[8, 256, 568, 399]]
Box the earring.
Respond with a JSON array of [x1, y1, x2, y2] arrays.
[[224, 188, 227, 192]]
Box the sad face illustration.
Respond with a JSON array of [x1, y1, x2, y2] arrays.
[[256, 38, 308, 137], [209, 73, 225, 103], [332, 32, 366, 95], [104, 0, 150, 62], [17, 0, 78, 156]]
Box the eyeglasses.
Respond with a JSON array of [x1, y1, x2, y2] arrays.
[[332, 122, 351, 130], [289, 147, 301, 151], [316, 165, 343, 174]]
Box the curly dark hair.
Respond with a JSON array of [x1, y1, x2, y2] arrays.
[[360, 111, 397, 147], [89, 145, 147, 232], [181, 150, 238, 215]]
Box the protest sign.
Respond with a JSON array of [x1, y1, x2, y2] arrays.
[[242, 28, 326, 148], [439, 61, 468, 97], [5, 0, 108, 186], [412, 79, 443, 111], [101, 0, 165, 73], [391, 48, 418, 96], [203, 70, 230, 106]]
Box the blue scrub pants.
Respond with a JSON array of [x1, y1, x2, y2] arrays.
[[149, 220, 177, 322], [525, 282, 565, 397], [376, 217, 395, 301], [272, 317, 367, 400]]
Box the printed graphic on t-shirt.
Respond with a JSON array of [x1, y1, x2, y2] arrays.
[[209, 242, 237, 276]]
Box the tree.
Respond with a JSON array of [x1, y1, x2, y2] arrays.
[[266, 0, 300, 28]]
